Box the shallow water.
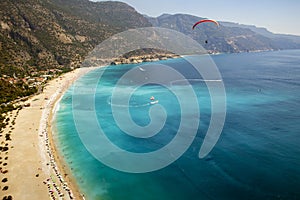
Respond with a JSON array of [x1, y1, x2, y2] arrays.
[[54, 50, 300, 200]]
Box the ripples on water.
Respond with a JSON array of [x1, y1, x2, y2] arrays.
[[54, 50, 300, 200]]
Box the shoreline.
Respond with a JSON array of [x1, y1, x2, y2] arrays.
[[46, 67, 95, 200], [0, 67, 98, 200], [0, 56, 183, 200]]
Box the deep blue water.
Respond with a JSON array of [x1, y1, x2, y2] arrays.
[[54, 50, 300, 200]]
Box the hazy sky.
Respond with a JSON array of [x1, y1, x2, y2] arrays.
[[94, 0, 299, 36]]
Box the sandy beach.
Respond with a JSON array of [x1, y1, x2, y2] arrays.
[[0, 67, 96, 200]]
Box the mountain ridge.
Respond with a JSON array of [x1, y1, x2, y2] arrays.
[[145, 13, 300, 53], [0, 0, 151, 75]]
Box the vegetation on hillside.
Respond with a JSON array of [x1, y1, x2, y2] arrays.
[[0, 0, 151, 130]]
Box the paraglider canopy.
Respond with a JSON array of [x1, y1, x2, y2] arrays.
[[192, 19, 219, 30]]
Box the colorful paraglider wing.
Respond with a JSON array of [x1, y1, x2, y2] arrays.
[[192, 19, 220, 30]]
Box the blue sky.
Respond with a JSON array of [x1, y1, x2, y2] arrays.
[[94, 0, 300, 36]]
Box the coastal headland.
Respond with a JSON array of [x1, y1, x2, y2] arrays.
[[110, 53, 181, 65]]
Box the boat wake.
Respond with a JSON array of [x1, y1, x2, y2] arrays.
[[107, 97, 152, 108]]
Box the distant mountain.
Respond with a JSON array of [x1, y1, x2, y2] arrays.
[[221, 22, 275, 38], [146, 14, 300, 53], [0, 0, 151, 75], [221, 21, 300, 50]]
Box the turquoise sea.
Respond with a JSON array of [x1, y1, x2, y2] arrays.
[[54, 50, 300, 200]]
